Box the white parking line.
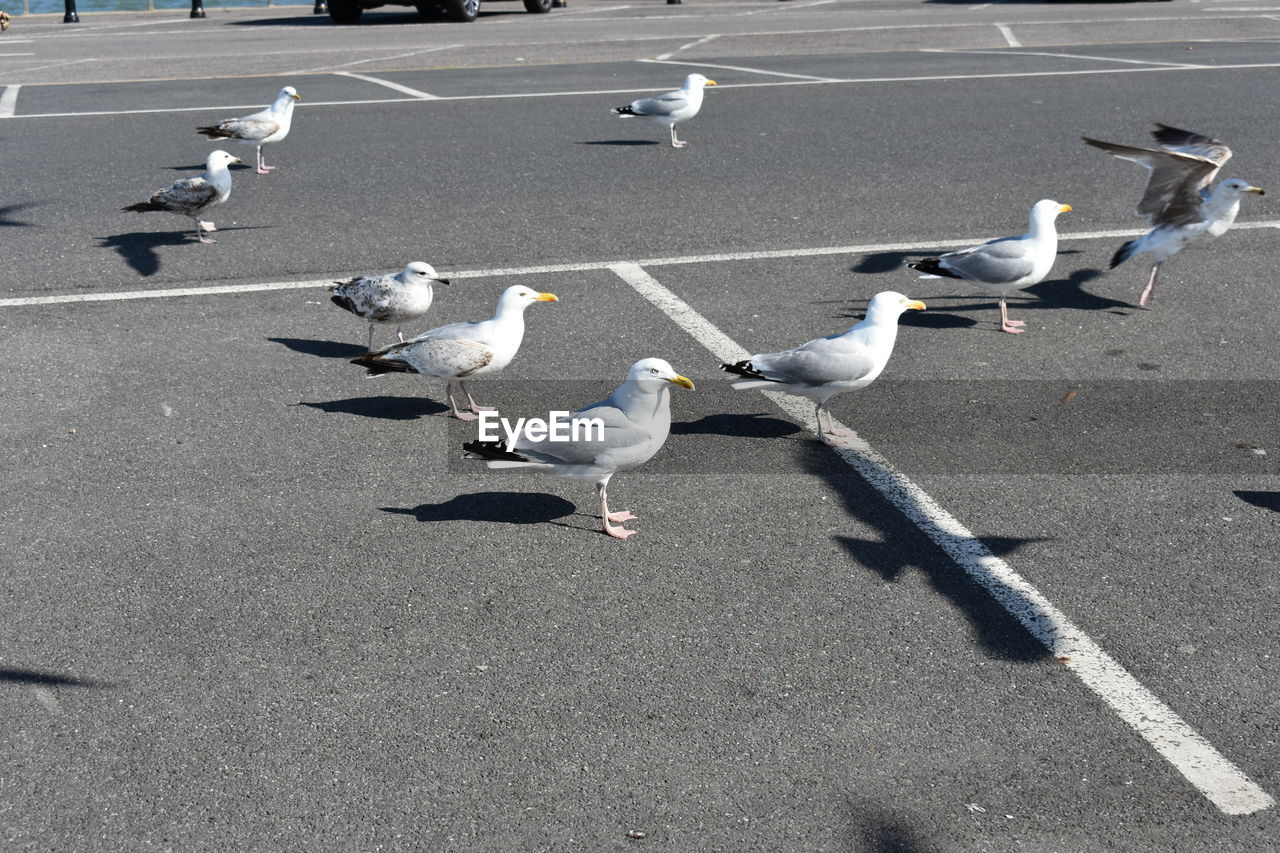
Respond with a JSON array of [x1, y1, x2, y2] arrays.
[[994, 23, 1022, 48], [333, 71, 440, 100], [0, 85, 20, 118], [607, 260, 1275, 817], [937, 47, 1208, 68], [655, 34, 721, 62], [639, 57, 845, 82], [5, 220, 1280, 309]]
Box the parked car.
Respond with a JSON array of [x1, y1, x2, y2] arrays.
[[328, 0, 553, 24]]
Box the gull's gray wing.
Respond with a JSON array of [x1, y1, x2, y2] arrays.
[[377, 336, 492, 377], [151, 176, 219, 215], [749, 339, 877, 386], [939, 236, 1037, 285], [628, 89, 691, 117], [1150, 124, 1232, 167], [1082, 136, 1220, 227], [513, 403, 655, 466], [211, 117, 280, 142], [332, 273, 398, 321]]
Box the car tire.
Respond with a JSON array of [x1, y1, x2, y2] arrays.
[[523, 0, 553, 12], [441, 0, 480, 21], [328, 0, 363, 23]]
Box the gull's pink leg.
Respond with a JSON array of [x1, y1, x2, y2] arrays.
[[461, 381, 496, 414], [395, 326, 406, 343], [366, 324, 376, 353], [670, 124, 688, 149], [999, 298, 1025, 334], [598, 482, 636, 540], [817, 400, 852, 443], [1138, 262, 1161, 308], [194, 219, 217, 244], [256, 146, 275, 175], [446, 383, 478, 421]]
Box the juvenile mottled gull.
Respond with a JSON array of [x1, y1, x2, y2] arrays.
[[908, 199, 1071, 334], [1083, 124, 1264, 307], [330, 261, 451, 352], [198, 86, 301, 175], [611, 74, 716, 149], [121, 149, 241, 244], [464, 358, 695, 540], [722, 291, 924, 445], [350, 285, 557, 421]]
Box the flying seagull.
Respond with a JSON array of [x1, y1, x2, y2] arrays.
[[1082, 124, 1264, 307], [350, 285, 557, 421], [121, 149, 241, 244], [330, 261, 451, 352], [908, 199, 1072, 334], [611, 74, 716, 149], [722, 291, 924, 445], [198, 86, 301, 175], [464, 358, 694, 540]]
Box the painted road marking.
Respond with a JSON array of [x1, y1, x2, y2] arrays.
[[936, 47, 1209, 68], [641, 56, 844, 82], [0, 85, 19, 118], [607, 260, 1275, 817], [333, 71, 440, 100], [4, 220, 1280, 309], [995, 23, 1023, 47], [655, 34, 721, 62]]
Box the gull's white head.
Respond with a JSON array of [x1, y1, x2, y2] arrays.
[[1219, 178, 1265, 197], [207, 150, 242, 170], [279, 86, 301, 102], [498, 284, 559, 310], [866, 291, 927, 320], [684, 74, 717, 90], [1032, 199, 1073, 218], [404, 261, 449, 285], [628, 358, 695, 390]]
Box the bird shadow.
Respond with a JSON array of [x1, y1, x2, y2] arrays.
[[297, 395, 448, 420], [672, 412, 801, 438], [804, 449, 1051, 662], [0, 202, 39, 228], [1024, 268, 1135, 312], [381, 491, 577, 525], [164, 163, 207, 173], [0, 667, 107, 688], [848, 802, 941, 853], [268, 337, 368, 359], [834, 308, 976, 329], [1234, 490, 1280, 512], [100, 227, 273, 277], [578, 140, 662, 147]]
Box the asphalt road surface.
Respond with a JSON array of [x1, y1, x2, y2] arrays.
[[2, 1, 1278, 850]]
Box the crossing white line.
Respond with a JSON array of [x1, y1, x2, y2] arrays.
[[935, 47, 1208, 68], [333, 71, 440, 100], [639, 57, 844, 82], [5, 220, 1280, 309], [606, 260, 1275, 817], [0, 85, 19, 118], [995, 23, 1022, 48], [655, 34, 721, 62]]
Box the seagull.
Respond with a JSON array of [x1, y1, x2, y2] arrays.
[[197, 86, 301, 175], [907, 200, 1072, 334], [721, 291, 924, 445], [350, 285, 558, 421], [330, 262, 451, 352], [611, 74, 716, 148], [463, 358, 694, 540], [121, 149, 241, 244], [1083, 124, 1264, 307]]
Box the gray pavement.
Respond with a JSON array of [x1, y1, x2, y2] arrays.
[[2, 2, 1278, 851]]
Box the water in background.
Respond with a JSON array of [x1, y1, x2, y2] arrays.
[[16, 0, 315, 14]]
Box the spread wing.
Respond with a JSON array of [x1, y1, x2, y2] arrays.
[[1083, 132, 1226, 227], [939, 237, 1037, 285]]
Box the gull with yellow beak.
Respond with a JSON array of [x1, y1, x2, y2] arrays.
[[611, 74, 716, 149], [722, 291, 924, 445], [909, 199, 1072, 334], [351, 285, 558, 421], [464, 358, 694, 540], [198, 86, 301, 175], [1083, 124, 1263, 308]]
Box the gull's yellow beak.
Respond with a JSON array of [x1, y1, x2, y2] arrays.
[[706, 80, 717, 86], [291, 93, 302, 101], [906, 300, 926, 311], [536, 292, 558, 302], [668, 374, 695, 390], [1059, 203, 1073, 213], [231, 157, 242, 164], [1246, 186, 1266, 195]]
